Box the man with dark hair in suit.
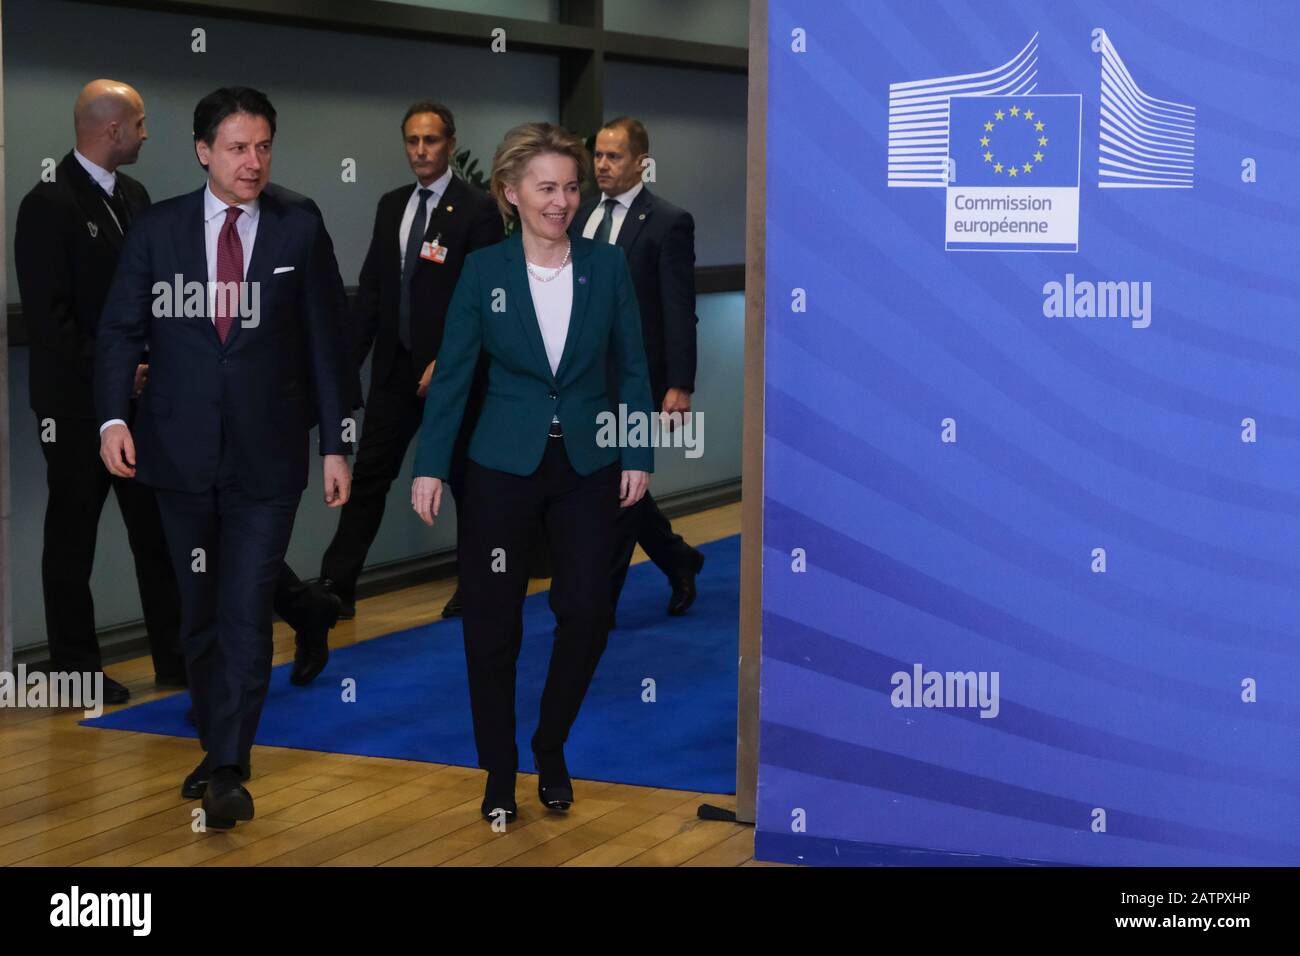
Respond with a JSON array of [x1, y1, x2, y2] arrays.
[[96, 86, 354, 829], [14, 79, 184, 703], [316, 100, 503, 621], [573, 116, 705, 620]]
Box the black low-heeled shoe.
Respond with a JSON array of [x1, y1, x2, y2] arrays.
[[533, 747, 573, 812], [481, 770, 518, 823]]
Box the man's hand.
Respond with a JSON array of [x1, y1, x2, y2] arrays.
[[619, 469, 649, 508], [323, 454, 351, 507], [100, 424, 137, 478], [416, 360, 436, 398], [131, 364, 149, 399], [412, 476, 443, 526], [661, 388, 692, 430]]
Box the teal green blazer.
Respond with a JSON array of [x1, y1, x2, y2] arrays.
[[413, 231, 655, 479]]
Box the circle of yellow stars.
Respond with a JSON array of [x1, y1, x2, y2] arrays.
[[980, 104, 1047, 177]]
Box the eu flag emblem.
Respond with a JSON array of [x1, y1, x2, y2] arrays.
[[945, 94, 1082, 252]]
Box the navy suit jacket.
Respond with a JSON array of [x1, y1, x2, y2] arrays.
[[95, 184, 353, 498], [260, 181, 362, 411], [570, 185, 697, 407]]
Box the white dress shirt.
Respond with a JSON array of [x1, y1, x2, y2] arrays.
[[204, 183, 259, 286], [73, 148, 117, 194], [74, 149, 124, 233], [203, 183, 259, 330], [581, 180, 643, 245], [399, 166, 453, 257]]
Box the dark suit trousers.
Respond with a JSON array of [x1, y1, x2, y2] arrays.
[[37, 414, 183, 677], [320, 347, 468, 601], [458, 438, 620, 772], [154, 437, 299, 770], [609, 491, 694, 609]]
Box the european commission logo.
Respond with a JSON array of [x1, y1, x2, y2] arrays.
[[945, 94, 1081, 252], [887, 30, 1196, 252]]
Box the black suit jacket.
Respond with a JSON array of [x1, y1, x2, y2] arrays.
[[15, 151, 151, 419], [95, 185, 353, 498], [570, 185, 697, 407], [353, 174, 503, 388]]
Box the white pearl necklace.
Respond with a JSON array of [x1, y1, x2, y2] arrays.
[[526, 239, 572, 282]]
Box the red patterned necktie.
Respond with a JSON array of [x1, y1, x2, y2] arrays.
[[214, 206, 244, 343]]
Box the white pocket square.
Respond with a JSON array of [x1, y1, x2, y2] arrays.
[[273, 266, 295, 274]]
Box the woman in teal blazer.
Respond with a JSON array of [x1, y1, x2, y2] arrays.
[[411, 123, 654, 824]]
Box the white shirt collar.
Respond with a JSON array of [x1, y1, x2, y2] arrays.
[[203, 182, 259, 225], [601, 180, 644, 209], [73, 149, 117, 194], [414, 166, 454, 202]]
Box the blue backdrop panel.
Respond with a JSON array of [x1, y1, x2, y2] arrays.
[[757, 0, 1300, 866]]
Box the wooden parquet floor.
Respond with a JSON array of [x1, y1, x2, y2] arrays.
[[0, 502, 777, 866]]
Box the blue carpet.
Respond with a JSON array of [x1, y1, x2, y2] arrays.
[[84, 535, 739, 795]]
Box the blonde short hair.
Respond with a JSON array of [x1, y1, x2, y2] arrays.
[[489, 122, 590, 223]]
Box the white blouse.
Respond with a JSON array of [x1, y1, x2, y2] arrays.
[[526, 260, 573, 376]]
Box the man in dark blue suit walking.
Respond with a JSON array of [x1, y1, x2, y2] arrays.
[[95, 88, 353, 830], [572, 117, 705, 621]]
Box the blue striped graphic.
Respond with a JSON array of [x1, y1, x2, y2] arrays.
[[760, 0, 1300, 867]]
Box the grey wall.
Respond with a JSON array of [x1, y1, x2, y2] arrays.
[[3, 0, 558, 291], [2, 0, 746, 652], [605, 0, 747, 46], [373, 0, 559, 19]]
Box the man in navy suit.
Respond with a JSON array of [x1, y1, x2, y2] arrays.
[[571, 117, 705, 621], [96, 88, 353, 829]]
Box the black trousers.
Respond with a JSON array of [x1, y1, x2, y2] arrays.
[[154, 439, 299, 771], [37, 413, 183, 677], [609, 490, 694, 609], [458, 438, 620, 773], [320, 347, 469, 601]]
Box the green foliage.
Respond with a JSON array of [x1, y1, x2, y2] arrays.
[[451, 146, 515, 233]]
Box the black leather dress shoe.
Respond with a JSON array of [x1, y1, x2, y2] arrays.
[[318, 578, 355, 620], [181, 758, 251, 799], [666, 549, 706, 616], [480, 770, 518, 823], [100, 675, 130, 705], [533, 747, 573, 812], [202, 766, 254, 826], [441, 588, 464, 619], [290, 584, 340, 686]]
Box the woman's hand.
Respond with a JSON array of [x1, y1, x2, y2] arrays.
[[412, 476, 443, 526], [619, 469, 649, 508]]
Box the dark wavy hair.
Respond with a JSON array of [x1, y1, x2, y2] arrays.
[[193, 86, 277, 151]]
